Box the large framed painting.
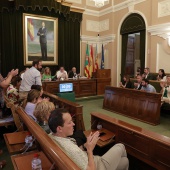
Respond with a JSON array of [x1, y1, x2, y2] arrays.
[[23, 13, 58, 65]]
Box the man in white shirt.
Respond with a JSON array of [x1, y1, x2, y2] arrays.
[[56, 66, 68, 80], [19, 60, 42, 99], [49, 108, 129, 170]]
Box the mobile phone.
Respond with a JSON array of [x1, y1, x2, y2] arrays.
[[99, 132, 106, 137]]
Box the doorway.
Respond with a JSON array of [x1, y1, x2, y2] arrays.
[[125, 33, 140, 77], [120, 13, 146, 79]]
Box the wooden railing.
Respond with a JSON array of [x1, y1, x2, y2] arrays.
[[43, 91, 85, 131], [16, 107, 80, 170], [103, 86, 161, 125], [90, 112, 170, 169]]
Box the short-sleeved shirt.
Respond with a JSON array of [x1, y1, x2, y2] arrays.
[[141, 84, 156, 93], [24, 102, 37, 120], [19, 67, 42, 92]]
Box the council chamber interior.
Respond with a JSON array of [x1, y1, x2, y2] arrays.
[[0, 0, 170, 170]]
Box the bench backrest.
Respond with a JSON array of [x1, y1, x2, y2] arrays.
[[103, 86, 161, 125], [16, 107, 80, 170], [4, 95, 24, 131], [43, 91, 85, 131]]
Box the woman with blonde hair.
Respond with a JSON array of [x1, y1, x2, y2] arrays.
[[33, 101, 55, 134], [42, 67, 55, 81], [24, 89, 40, 120]]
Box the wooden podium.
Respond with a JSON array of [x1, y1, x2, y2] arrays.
[[93, 69, 111, 95]]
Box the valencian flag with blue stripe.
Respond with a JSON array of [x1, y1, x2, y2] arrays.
[[84, 44, 90, 78], [27, 18, 34, 41], [101, 44, 104, 69]]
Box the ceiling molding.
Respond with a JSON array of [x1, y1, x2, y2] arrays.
[[81, 34, 116, 44], [147, 23, 170, 39], [83, 0, 146, 16], [70, 7, 84, 13]]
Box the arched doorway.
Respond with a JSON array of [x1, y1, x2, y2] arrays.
[[120, 13, 146, 78]]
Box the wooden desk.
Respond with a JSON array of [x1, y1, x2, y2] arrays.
[[0, 116, 14, 127], [42, 78, 97, 97], [84, 128, 115, 148], [11, 151, 52, 170], [103, 86, 161, 125], [90, 112, 170, 169], [3, 131, 36, 154]]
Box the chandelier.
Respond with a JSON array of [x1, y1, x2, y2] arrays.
[[91, 0, 109, 8]]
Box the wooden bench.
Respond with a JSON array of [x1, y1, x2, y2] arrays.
[[15, 106, 80, 170], [43, 91, 85, 131], [90, 112, 170, 169], [103, 86, 161, 125], [4, 95, 24, 131]]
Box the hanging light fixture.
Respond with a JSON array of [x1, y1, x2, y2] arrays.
[[91, 0, 109, 8]]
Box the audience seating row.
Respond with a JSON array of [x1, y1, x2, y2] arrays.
[[43, 91, 85, 131], [103, 86, 161, 125], [130, 78, 162, 93], [90, 112, 170, 169], [15, 106, 80, 170]]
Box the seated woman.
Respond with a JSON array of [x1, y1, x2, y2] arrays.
[[42, 67, 55, 81], [120, 75, 132, 89], [160, 75, 170, 113], [6, 75, 22, 105], [24, 89, 40, 121], [31, 85, 49, 103], [157, 69, 166, 81], [33, 101, 55, 134]]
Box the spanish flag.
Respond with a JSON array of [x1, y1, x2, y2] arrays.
[[27, 18, 34, 41], [84, 44, 90, 78]]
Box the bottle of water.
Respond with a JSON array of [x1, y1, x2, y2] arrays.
[[25, 132, 33, 147], [32, 153, 42, 170]]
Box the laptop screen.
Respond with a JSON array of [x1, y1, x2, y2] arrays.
[[59, 83, 73, 93]]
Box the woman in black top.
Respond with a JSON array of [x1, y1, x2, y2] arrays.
[[120, 75, 132, 89]]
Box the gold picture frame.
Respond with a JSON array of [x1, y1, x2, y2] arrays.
[[23, 13, 58, 65]]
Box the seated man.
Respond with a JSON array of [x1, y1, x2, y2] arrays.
[[134, 75, 142, 90], [141, 79, 156, 93], [68, 67, 79, 79], [160, 75, 170, 113], [56, 66, 68, 80], [48, 108, 129, 170], [143, 67, 154, 80]]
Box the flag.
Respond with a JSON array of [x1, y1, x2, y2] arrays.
[[89, 45, 95, 77], [27, 18, 34, 41], [94, 44, 99, 71], [84, 44, 90, 78], [101, 44, 104, 69]]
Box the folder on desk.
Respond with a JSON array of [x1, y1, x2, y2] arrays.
[[99, 129, 115, 142], [6, 131, 28, 145]]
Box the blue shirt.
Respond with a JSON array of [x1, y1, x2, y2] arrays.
[[141, 84, 156, 93]]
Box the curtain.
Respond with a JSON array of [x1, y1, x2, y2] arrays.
[[140, 30, 146, 72], [121, 34, 128, 80], [0, 7, 82, 76]]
